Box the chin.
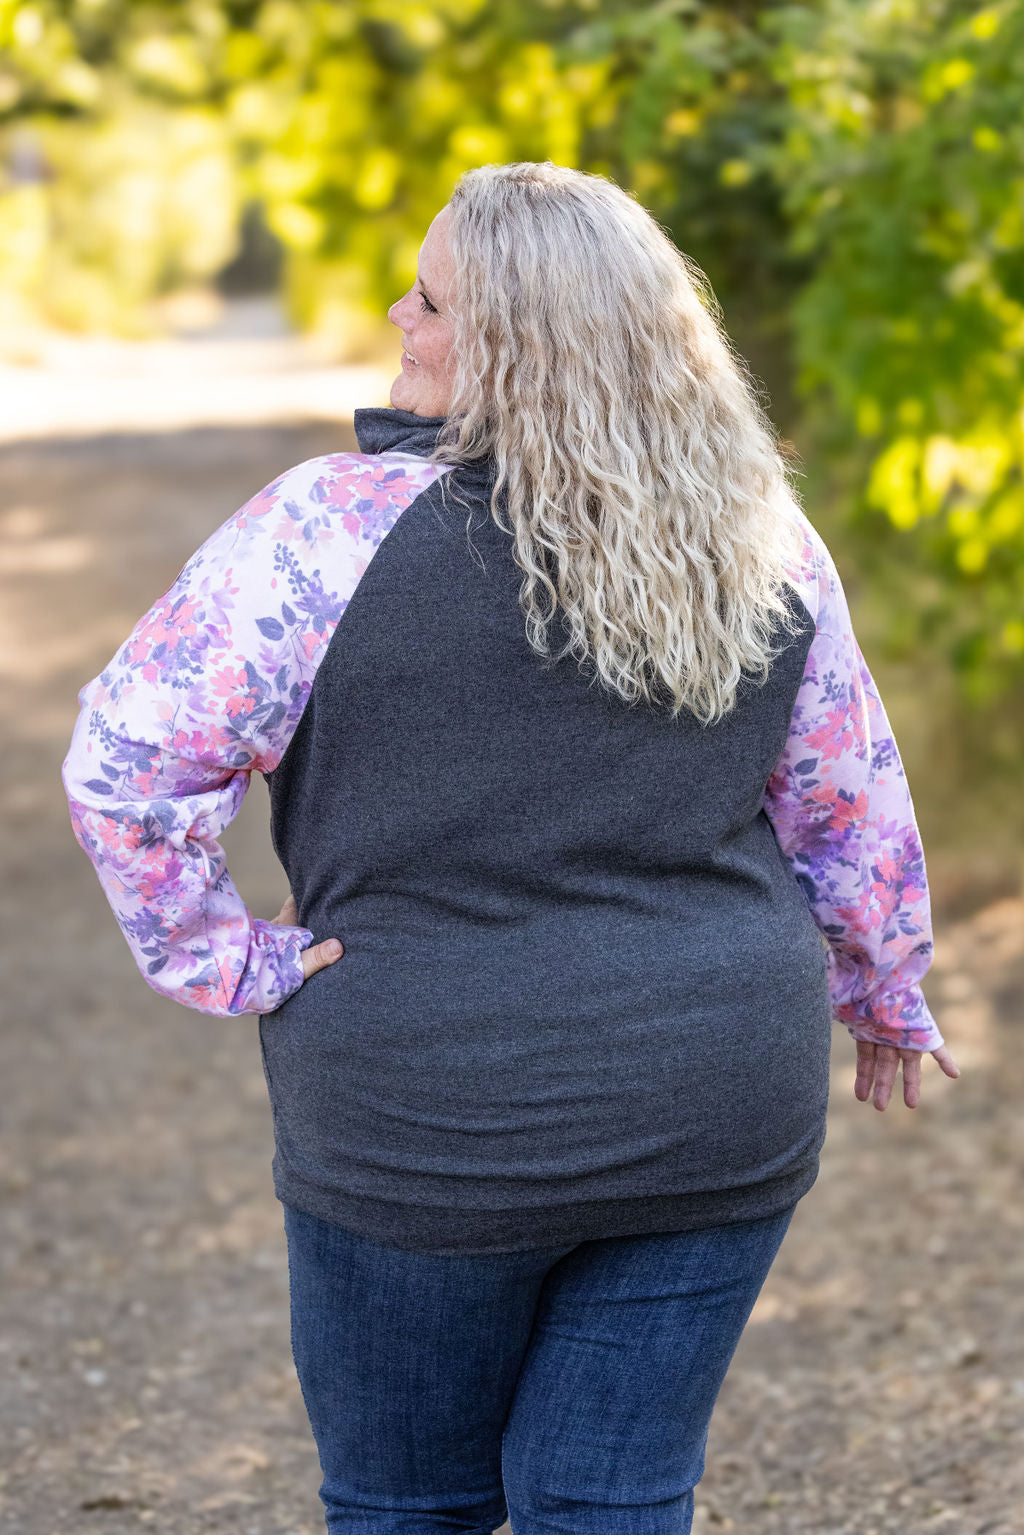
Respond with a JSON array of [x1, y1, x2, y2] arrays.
[[388, 374, 444, 418]]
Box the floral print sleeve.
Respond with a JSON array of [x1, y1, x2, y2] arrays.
[[61, 451, 447, 1017], [763, 512, 945, 1053]]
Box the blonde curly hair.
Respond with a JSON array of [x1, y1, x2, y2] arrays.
[[429, 160, 808, 724]]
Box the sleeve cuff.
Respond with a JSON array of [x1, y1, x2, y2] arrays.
[[839, 987, 945, 1052], [231, 920, 313, 1015]]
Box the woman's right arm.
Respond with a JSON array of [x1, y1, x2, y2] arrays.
[[61, 450, 446, 1017]]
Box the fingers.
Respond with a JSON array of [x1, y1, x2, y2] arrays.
[[900, 1050, 921, 1108], [852, 1042, 909, 1111], [300, 937, 344, 981], [853, 1040, 962, 1110], [854, 1041, 877, 1103], [931, 1044, 961, 1080], [269, 893, 344, 982], [870, 1044, 900, 1111]]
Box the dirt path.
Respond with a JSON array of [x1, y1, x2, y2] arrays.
[[1, 425, 1021, 1535]]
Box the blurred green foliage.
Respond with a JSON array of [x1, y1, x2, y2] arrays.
[[1, 0, 1022, 733]]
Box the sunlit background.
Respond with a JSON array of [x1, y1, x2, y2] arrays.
[[2, 4, 1022, 1533]]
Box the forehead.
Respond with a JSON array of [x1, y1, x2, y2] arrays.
[[418, 207, 453, 282]]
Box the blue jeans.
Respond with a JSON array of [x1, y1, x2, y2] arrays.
[[282, 1201, 796, 1533]]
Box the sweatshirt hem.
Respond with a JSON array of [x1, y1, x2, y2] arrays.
[[268, 1150, 823, 1255]]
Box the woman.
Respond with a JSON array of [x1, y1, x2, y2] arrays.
[[62, 161, 959, 1533]]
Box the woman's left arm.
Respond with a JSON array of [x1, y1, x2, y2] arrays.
[[762, 514, 959, 1102]]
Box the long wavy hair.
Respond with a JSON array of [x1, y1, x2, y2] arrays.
[[429, 160, 809, 725]]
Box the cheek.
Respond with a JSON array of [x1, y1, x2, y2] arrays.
[[422, 325, 454, 371]]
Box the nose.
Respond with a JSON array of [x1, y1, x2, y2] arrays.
[[388, 291, 413, 328]]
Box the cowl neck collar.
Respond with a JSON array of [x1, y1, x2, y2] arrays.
[[352, 406, 498, 499], [353, 406, 448, 459]]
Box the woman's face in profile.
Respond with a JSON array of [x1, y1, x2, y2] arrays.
[[387, 205, 457, 418]]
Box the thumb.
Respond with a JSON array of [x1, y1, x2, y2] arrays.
[[931, 1044, 961, 1080], [300, 937, 344, 981]]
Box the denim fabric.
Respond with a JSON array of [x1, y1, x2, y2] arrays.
[[282, 1200, 796, 1533]]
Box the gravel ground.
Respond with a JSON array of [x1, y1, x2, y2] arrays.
[[1, 424, 1021, 1535]]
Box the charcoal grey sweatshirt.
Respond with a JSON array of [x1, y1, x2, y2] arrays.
[[259, 406, 835, 1254], [63, 405, 945, 1256]]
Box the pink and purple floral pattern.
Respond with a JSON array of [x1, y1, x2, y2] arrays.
[[763, 511, 944, 1052], [61, 451, 448, 1016]]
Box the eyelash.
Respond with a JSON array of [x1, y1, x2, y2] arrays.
[[419, 291, 438, 314]]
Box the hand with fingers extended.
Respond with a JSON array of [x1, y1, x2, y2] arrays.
[[270, 892, 345, 982], [853, 1039, 960, 1110]]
